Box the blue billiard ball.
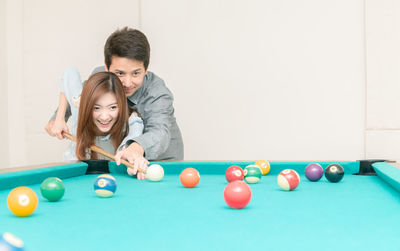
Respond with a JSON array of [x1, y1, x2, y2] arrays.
[[0, 232, 24, 251], [94, 174, 117, 198]]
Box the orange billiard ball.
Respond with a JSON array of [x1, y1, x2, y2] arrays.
[[180, 168, 200, 188], [7, 186, 38, 217]]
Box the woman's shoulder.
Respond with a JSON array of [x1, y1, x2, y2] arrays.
[[129, 112, 143, 124]]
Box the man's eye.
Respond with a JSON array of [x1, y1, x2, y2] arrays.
[[116, 72, 123, 76]]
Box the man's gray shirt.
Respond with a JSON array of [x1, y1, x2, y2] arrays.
[[53, 67, 184, 161]]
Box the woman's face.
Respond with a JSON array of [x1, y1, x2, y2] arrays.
[[92, 92, 119, 133]]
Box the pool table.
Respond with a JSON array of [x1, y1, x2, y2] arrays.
[[1, 160, 400, 251]]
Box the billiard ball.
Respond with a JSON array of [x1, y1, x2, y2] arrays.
[[304, 163, 324, 182], [225, 165, 244, 182], [94, 174, 117, 197], [180, 168, 200, 188], [0, 232, 24, 251], [277, 169, 300, 191], [40, 177, 65, 202], [255, 160, 271, 175], [146, 164, 164, 182], [7, 186, 38, 217], [244, 165, 262, 184], [325, 164, 344, 183], [223, 180, 252, 209]]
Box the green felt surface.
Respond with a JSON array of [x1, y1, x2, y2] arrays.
[[1, 161, 400, 251], [373, 162, 400, 193], [110, 160, 360, 175], [0, 162, 88, 190]]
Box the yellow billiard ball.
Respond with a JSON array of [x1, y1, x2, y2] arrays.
[[7, 186, 38, 217], [255, 160, 270, 175]]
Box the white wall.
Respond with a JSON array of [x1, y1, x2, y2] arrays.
[[2, 0, 399, 166], [365, 0, 400, 162], [142, 0, 365, 160], [0, 0, 10, 168], [6, 0, 140, 166]]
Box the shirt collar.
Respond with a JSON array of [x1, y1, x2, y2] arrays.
[[98, 134, 111, 141]]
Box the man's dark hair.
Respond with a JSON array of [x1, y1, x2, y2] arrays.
[[104, 27, 150, 70]]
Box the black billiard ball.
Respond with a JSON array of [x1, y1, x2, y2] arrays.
[[325, 164, 344, 183]]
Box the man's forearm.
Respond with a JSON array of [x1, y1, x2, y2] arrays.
[[49, 101, 72, 122], [55, 93, 68, 122]]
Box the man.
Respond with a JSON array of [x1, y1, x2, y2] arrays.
[[45, 27, 184, 176]]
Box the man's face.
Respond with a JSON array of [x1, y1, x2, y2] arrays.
[[106, 56, 147, 97]]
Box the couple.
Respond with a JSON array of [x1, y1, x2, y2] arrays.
[[45, 27, 184, 180]]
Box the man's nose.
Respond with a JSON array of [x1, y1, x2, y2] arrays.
[[122, 75, 133, 87]]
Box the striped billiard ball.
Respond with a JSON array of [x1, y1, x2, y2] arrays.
[[94, 174, 117, 198], [277, 169, 300, 191], [0, 232, 24, 251], [244, 165, 262, 184]]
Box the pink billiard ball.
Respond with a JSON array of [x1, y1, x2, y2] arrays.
[[277, 169, 300, 191], [225, 165, 244, 182], [223, 180, 252, 209]]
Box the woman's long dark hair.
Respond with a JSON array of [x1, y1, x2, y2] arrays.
[[76, 72, 129, 160]]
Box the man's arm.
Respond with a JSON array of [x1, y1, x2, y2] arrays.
[[115, 81, 175, 173], [130, 89, 174, 160], [45, 93, 71, 139]]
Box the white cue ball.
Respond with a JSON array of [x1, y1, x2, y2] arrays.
[[146, 164, 164, 181]]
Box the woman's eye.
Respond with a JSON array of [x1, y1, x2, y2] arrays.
[[110, 106, 117, 110], [93, 106, 100, 111]]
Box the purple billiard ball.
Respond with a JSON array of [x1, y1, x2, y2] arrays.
[[305, 163, 323, 181]]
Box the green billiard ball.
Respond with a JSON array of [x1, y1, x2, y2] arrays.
[[244, 165, 262, 184], [40, 177, 65, 202]]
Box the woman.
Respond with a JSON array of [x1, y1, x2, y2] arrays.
[[51, 68, 148, 179]]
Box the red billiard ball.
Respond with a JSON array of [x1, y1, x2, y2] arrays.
[[223, 180, 252, 209], [180, 168, 200, 188], [225, 165, 244, 182], [277, 169, 300, 191]]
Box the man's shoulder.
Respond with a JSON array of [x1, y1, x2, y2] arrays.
[[144, 71, 172, 96], [92, 66, 105, 74], [145, 71, 164, 86]]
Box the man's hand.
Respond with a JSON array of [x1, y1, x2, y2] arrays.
[[45, 120, 69, 140], [115, 142, 149, 180], [127, 169, 147, 180]]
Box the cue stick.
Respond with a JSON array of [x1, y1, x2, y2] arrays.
[[62, 132, 145, 173]]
